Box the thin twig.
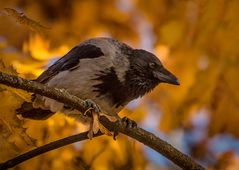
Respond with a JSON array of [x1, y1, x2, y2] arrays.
[[0, 72, 206, 170], [0, 132, 103, 170]]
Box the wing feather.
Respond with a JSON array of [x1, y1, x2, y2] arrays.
[[36, 44, 104, 83]]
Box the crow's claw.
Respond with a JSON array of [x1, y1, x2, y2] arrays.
[[113, 117, 137, 140], [122, 117, 137, 128], [82, 99, 101, 114]]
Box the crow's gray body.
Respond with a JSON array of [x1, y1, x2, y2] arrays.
[[17, 37, 179, 125]]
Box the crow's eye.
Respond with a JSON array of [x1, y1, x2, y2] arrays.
[[149, 62, 156, 69]]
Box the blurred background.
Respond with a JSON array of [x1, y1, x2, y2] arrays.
[[0, 0, 239, 169]]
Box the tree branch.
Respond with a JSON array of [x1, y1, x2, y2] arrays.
[[0, 72, 205, 170], [0, 131, 103, 170]]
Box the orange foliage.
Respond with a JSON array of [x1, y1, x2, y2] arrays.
[[0, 0, 239, 169]]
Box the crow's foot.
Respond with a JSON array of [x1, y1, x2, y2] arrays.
[[121, 117, 137, 128], [82, 99, 101, 115], [113, 117, 137, 140]]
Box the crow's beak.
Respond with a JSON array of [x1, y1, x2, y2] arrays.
[[154, 67, 180, 85]]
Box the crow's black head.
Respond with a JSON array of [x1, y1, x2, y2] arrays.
[[125, 49, 179, 99], [133, 49, 179, 85]]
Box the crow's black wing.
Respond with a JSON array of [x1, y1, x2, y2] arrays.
[[36, 44, 104, 83]]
